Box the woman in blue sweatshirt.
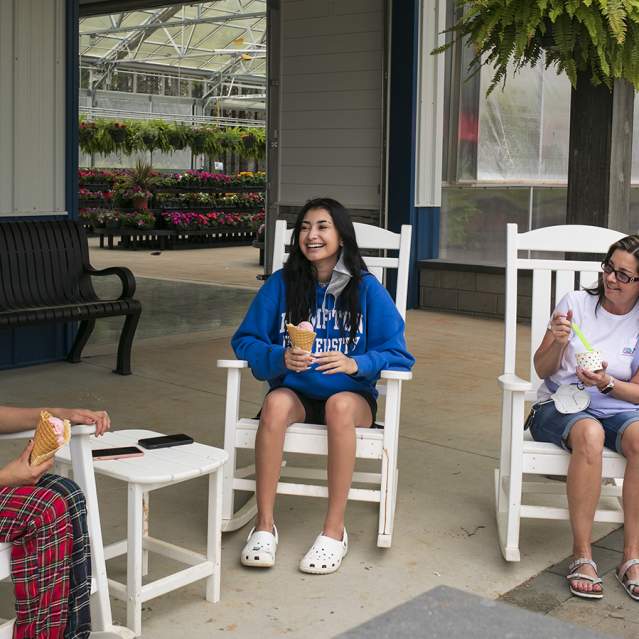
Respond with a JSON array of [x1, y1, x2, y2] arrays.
[[232, 197, 414, 574]]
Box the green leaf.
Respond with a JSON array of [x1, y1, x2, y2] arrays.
[[433, 0, 639, 93]]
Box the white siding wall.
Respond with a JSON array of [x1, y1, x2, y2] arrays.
[[0, 0, 66, 216], [279, 0, 385, 210]]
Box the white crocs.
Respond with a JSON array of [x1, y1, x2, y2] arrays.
[[299, 529, 348, 574], [240, 524, 278, 568]]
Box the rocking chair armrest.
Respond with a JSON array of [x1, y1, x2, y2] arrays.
[[380, 369, 412, 381], [498, 373, 533, 392], [217, 359, 249, 369], [0, 424, 97, 441]]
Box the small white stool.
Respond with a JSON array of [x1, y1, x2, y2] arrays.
[[56, 429, 228, 637]]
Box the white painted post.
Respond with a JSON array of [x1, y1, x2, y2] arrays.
[[222, 368, 241, 526], [69, 434, 113, 632], [206, 469, 223, 603], [127, 482, 144, 636], [142, 492, 150, 577]]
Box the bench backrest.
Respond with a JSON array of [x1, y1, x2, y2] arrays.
[[0, 220, 93, 310], [504, 223, 626, 397]]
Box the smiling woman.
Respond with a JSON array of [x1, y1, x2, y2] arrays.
[[529, 234, 639, 602], [230, 197, 414, 574], [299, 208, 342, 283]]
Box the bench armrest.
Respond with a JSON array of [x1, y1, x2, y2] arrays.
[[498, 373, 533, 392], [86, 265, 137, 298]]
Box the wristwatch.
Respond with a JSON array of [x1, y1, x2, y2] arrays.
[[599, 377, 615, 395]]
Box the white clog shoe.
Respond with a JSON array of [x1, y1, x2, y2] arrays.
[[299, 529, 348, 574], [240, 524, 278, 568]]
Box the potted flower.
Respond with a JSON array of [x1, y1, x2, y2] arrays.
[[121, 211, 156, 230], [115, 160, 157, 210], [104, 211, 121, 229], [125, 186, 154, 211]]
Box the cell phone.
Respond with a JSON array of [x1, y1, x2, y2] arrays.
[[137, 434, 194, 450], [92, 446, 144, 461]]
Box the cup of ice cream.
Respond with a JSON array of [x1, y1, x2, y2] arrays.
[[575, 349, 603, 372]]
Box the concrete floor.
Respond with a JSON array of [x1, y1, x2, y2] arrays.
[[0, 244, 630, 637]]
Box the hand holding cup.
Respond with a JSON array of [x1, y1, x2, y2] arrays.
[[576, 361, 608, 387]]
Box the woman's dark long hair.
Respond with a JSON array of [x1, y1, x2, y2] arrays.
[[283, 197, 367, 347], [585, 234, 639, 310]]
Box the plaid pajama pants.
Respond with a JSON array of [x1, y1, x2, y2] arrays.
[[0, 474, 92, 639]]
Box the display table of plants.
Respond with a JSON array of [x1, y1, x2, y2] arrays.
[[79, 164, 265, 250]]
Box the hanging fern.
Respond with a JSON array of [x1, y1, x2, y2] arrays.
[[78, 118, 265, 160], [436, 0, 639, 93]]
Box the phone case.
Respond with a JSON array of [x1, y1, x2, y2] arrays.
[[138, 435, 193, 449], [92, 451, 144, 461]]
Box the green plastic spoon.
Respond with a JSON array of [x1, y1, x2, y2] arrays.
[[571, 322, 593, 352]]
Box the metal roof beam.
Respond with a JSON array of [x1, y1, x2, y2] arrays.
[[80, 56, 266, 85], [81, 55, 228, 79], [81, 11, 265, 37], [91, 6, 182, 90]]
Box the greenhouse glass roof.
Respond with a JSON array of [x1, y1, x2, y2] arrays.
[[79, 1, 266, 82]]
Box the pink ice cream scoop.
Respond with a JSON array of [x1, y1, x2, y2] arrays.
[[49, 416, 66, 446], [297, 321, 314, 332]]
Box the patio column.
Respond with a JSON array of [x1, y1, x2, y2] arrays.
[[387, 0, 444, 308]]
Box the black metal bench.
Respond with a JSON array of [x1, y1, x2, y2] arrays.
[[0, 220, 141, 375]]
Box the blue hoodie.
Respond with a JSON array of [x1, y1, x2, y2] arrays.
[[231, 268, 414, 400]]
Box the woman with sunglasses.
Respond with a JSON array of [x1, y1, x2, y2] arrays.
[[531, 235, 639, 602]]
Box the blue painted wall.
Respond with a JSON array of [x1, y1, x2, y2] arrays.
[[387, 0, 440, 308], [0, 0, 79, 370]]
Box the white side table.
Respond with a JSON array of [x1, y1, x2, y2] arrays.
[[56, 429, 228, 637]]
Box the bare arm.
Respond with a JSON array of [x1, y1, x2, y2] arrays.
[[0, 406, 44, 433], [533, 310, 573, 379], [0, 405, 111, 436], [578, 365, 639, 404]]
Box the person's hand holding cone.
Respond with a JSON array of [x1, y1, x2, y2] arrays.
[[30, 411, 71, 466]]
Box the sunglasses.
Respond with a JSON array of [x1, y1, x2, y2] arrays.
[[601, 261, 639, 284]]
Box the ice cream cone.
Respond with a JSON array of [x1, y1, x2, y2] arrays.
[[286, 323, 316, 352], [30, 411, 71, 466]]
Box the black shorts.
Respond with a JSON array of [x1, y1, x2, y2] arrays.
[[258, 388, 379, 428]]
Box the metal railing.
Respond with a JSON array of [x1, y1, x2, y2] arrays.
[[79, 105, 265, 128]]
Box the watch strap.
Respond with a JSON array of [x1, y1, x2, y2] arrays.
[[600, 377, 615, 394]]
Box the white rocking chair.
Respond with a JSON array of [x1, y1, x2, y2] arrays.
[[0, 426, 133, 638], [496, 223, 628, 562], [218, 219, 412, 547]]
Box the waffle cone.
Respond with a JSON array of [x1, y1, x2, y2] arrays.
[[286, 323, 316, 352], [30, 411, 71, 466]]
